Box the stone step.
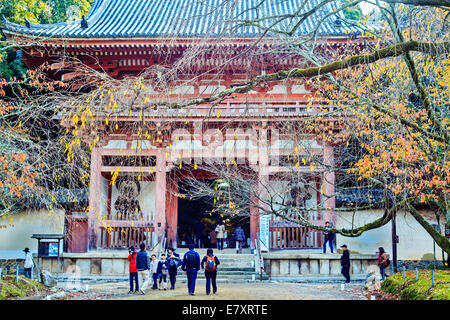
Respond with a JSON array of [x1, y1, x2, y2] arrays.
[[196, 271, 255, 276], [210, 263, 254, 268], [56, 274, 259, 283], [176, 254, 255, 261], [214, 267, 255, 272]]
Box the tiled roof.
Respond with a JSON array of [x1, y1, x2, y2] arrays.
[[15, 188, 88, 209], [1, 0, 360, 39], [336, 189, 385, 207]]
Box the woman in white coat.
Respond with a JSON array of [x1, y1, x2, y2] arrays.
[[23, 248, 34, 279], [215, 221, 226, 251]]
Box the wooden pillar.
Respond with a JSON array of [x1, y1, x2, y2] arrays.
[[155, 147, 167, 238], [323, 145, 336, 225], [255, 125, 270, 251], [166, 178, 178, 248], [88, 147, 102, 251], [250, 183, 259, 249]]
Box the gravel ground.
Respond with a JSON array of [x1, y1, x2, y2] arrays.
[[52, 281, 368, 300]]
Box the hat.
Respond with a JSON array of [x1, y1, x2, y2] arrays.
[[23, 248, 30, 253], [340, 244, 347, 248], [129, 245, 135, 252]]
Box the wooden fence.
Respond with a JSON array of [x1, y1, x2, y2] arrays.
[[269, 226, 323, 249], [99, 226, 154, 249]]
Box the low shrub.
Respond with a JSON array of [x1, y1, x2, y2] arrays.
[[0, 275, 45, 300], [380, 269, 450, 300]]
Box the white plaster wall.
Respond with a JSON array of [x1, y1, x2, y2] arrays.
[[270, 139, 323, 151], [199, 85, 226, 94], [267, 84, 287, 94], [335, 209, 447, 260], [131, 140, 154, 150], [171, 85, 195, 95], [99, 176, 109, 218], [0, 209, 65, 251], [102, 140, 127, 149], [110, 180, 156, 221], [291, 84, 311, 94]]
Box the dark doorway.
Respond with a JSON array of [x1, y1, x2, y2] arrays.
[[177, 179, 215, 248], [177, 179, 250, 249]]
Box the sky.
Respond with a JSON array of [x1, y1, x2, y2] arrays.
[[359, 1, 378, 15]]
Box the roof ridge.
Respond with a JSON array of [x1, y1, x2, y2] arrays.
[[1, 0, 363, 39]]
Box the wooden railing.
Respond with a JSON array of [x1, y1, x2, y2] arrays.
[[99, 226, 155, 249], [269, 226, 323, 249], [135, 101, 331, 117]]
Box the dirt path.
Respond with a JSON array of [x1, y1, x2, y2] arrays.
[[55, 281, 368, 300]]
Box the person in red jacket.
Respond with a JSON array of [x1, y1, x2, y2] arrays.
[[128, 246, 139, 294]]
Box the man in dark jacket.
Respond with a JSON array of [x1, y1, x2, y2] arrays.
[[135, 242, 151, 294], [323, 221, 335, 253], [201, 248, 220, 295], [233, 224, 246, 254], [167, 247, 181, 289], [182, 244, 201, 295], [194, 221, 204, 248], [340, 244, 351, 283]]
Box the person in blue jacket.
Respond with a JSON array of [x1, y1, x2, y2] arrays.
[[167, 247, 181, 289], [182, 243, 201, 296]]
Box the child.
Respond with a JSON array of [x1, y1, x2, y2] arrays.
[[157, 254, 169, 290], [127, 246, 139, 294], [150, 254, 159, 290]]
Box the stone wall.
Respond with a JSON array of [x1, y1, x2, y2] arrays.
[[397, 260, 446, 270], [262, 253, 379, 278], [39, 252, 132, 277]]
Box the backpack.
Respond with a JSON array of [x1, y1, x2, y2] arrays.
[[169, 257, 178, 268], [185, 251, 198, 268], [205, 255, 216, 272], [161, 261, 168, 275]]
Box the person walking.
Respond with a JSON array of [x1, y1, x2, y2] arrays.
[[186, 233, 195, 247], [378, 247, 390, 280], [167, 247, 181, 289], [150, 254, 159, 290], [182, 244, 201, 296], [323, 221, 335, 253], [233, 224, 246, 254], [340, 244, 351, 283], [201, 248, 220, 295], [194, 220, 204, 248], [209, 229, 217, 249], [127, 246, 139, 294], [157, 254, 169, 290], [23, 248, 34, 279], [135, 242, 151, 294], [216, 221, 226, 251]]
